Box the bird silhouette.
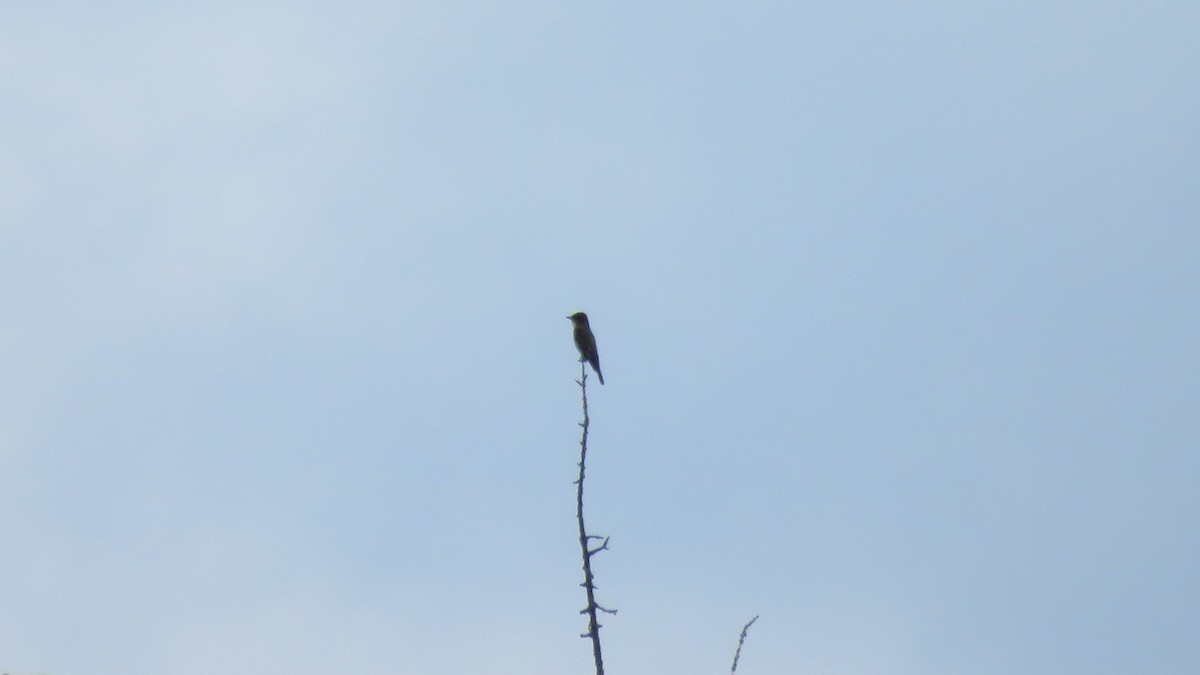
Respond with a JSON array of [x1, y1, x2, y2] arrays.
[[567, 312, 604, 384]]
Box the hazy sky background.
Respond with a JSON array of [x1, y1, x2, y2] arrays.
[[2, 2, 1198, 673]]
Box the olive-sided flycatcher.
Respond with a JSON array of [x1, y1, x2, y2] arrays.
[[567, 312, 604, 384]]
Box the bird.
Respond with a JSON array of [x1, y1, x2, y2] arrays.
[[567, 312, 604, 384]]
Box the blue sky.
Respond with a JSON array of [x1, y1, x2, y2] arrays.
[[2, 2, 1198, 673]]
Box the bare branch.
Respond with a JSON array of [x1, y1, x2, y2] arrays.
[[730, 615, 760, 673], [574, 358, 609, 675]]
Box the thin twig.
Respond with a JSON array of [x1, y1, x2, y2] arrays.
[[730, 615, 760, 673], [575, 359, 609, 674]]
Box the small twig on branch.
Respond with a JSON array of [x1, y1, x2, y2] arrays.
[[730, 615, 760, 673]]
